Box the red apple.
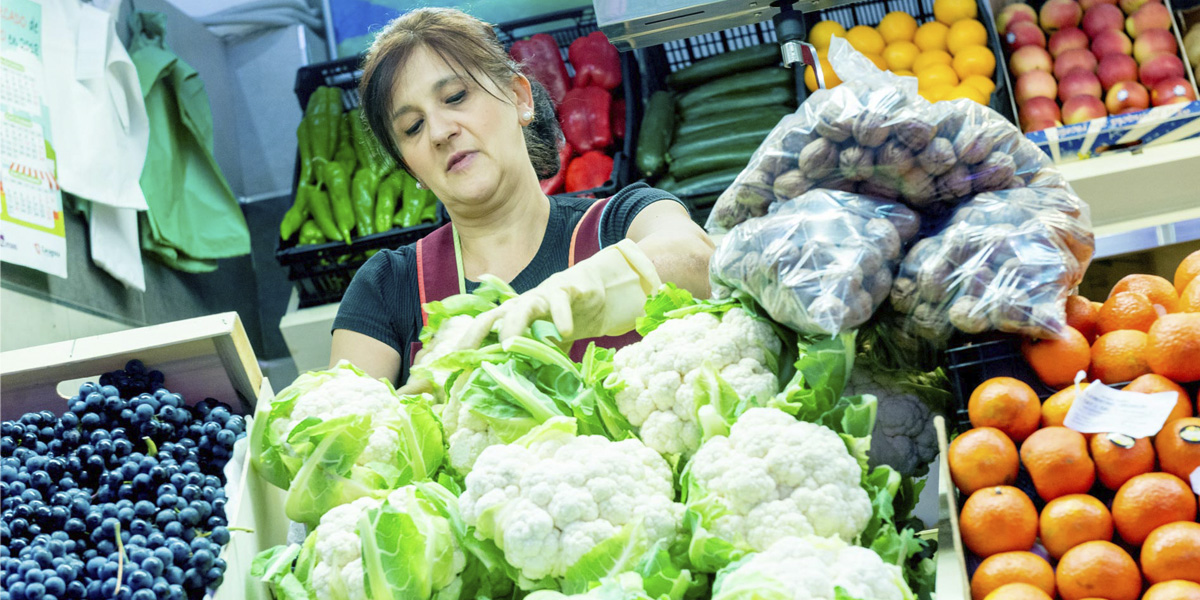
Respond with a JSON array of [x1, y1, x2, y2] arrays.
[[1133, 28, 1178, 64], [1092, 29, 1133, 57], [1024, 117, 1064, 131], [1050, 27, 1091, 57], [1083, 4, 1125, 38], [1016, 70, 1061, 104], [998, 3, 1039, 34], [1119, 0, 1158, 14], [1055, 48, 1100, 78], [1080, 0, 1118, 10], [1006, 21, 1048, 51], [1140, 53, 1185, 87], [1041, 0, 1084, 33], [1151, 76, 1198, 104], [1010, 45, 1055, 77], [1098, 53, 1140, 88], [1060, 69, 1104, 101], [1063, 94, 1108, 122], [1125, 2, 1171, 39], [1105, 80, 1151, 112], [1020, 96, 1064, 129]]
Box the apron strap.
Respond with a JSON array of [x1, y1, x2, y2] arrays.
[[416, 223, 459, 326], [567, 197, 641, 361]]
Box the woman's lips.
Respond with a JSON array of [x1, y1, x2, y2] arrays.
[[446, 151, 477, 172]]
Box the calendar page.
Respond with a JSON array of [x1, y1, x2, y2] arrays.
[[0, 0, 67, 279]]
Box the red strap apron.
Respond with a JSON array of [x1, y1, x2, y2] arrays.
[[411, 198, 642, 365]]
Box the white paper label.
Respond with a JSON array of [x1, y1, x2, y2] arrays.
[[1190, 466, 1200, 496], [1062, 380, 1178, 439]]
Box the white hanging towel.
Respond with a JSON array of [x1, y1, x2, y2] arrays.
[[43, 0, 150, 290]]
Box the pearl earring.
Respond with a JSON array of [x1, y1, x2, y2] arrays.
[[415, 181, 424, 190], [522, 110, 534, 122]]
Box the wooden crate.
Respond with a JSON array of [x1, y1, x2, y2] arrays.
[[934, 416, 972, 599]]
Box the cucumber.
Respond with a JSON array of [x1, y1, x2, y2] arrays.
[[679, 86, 796, 121], [674, 106, 792, 138], [668, 125, 777, 161], [675, 67, 795, 111], [661, 167, 743, 198], [667, 44, 782, 90], [635, 91, 676, 178], [667, 143, 759, 180]]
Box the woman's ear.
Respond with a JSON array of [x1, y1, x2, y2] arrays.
[[511, 73, 534, 120]]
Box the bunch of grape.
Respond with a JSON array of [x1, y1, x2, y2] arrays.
[[0, 360, 246, 600]]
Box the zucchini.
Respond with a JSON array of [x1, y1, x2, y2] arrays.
[[667, 44, 782, 90], [667, 143, 759, 180], [661, 167, 743, 198], [635, 91, 676, 178], [675, 67, 795, 111], [679, 86, 796, 121], [674, 106, 792, 138], [668, 125, 777, 161]]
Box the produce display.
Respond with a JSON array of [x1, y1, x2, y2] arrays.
[[280, 88, 440, 246], [996, 0, 1200, 132], [0, 361, 246, 600], [1187, 16, 1200, 83], [805, 0, 999, 105], [513, 31, 625, 194]]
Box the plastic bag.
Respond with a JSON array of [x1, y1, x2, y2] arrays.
[[890, 187, 1093, 342], [705, 37, 1069, 234], [710, 190, 921, 336]]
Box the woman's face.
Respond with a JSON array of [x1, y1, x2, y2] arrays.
[[389, 45, 534, 208]]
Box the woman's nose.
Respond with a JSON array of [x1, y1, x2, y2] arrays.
[[426, 110, 459, 146]]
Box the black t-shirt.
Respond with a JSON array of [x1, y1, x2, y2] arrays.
[[332, 183, 686, 382]]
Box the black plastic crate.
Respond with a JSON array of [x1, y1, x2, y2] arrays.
[[944, 333, 1060, 429]]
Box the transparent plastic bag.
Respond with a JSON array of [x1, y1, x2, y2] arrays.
[[710, 190, 920, 336], [890, 187, 1094, 342], [705, 37, 1068, 234]]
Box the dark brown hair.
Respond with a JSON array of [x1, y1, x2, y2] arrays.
[[358, 7, 562, 178]]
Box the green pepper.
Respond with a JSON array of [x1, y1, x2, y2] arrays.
[[306, 86, 341, 163], [315, 157, 354, 243], [304, 183, 341, 242], [397, 173, 426, 228], [420, 197, 439, 224], [298, 220, 327, 245], [351, 168, 378, 237], [349, 108, 393, 178], [279, 185, 310, 240], [365, 170, 392, 234], [335, 113, 357, 175], [297, 117, 315, 185], [379, 171, 407, 227]]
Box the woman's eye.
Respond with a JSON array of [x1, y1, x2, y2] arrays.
[[403, 120, 422, 136], [447, 90, 466, 104]]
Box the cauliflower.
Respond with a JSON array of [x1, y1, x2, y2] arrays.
[[526, 573, 652, 600], [612, 307, 782, 457], [271, 364, 401, 460], [459, 418, 684, 585], [684, 408, 872, 570], [310, 497, 379, 600], [711, 536, 913, 600], [842, 364, 942, 477]]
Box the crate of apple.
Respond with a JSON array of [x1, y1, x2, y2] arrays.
[[997, 0, 1198, 133]]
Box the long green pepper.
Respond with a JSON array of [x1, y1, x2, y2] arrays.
[[315, 157, 354, 243], [379, 171, 407, 228], [306, 87, 341, 163], [298, 220, 327, 245], [279, 184, 310, 240], [304, 183, 340, 242], [335, 113, 357, 175], [351, 169, 377, 237], [297, 117, 315, 185], [397, 173, 429, 228]]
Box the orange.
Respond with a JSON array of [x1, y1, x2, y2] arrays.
[[947, 19, 987, 56], [1142, 521, 1200, 585], [983, 583, 1053, 600], [1111, 472, 1198, 545], [1090, 330, 1151, 384], [1146, 313, 1200, 383], [921, 84, 954, 102], [846, 25, 886, 55], [949, 426, 1020, 495], [809, 20, 847, 51], [1175, 249, 1200, 294], [865, 53, 889, 71], [1055, 541, 1142, 600], [914, 21, 951, 52], [1143, 580, 1200, 600], [1122, 374, 1194, 425], [1097, 291, 1159, 335], [1042, 383, 1089, 428], [968, 377, 1042, 442], [1038, 494, 1114, 560], [1021, 325, 1091, 389], [1065, 295, 1100, 342], [934, 0, 979, 25], [893, 69, 916, 77], [970, 551, 1056, 600], [804, 55, 843, 91], [1155, 417, 1200, 482], [1020, 426, 1096, 502], [883, 41, 920, 71], [953, 45, 996, 79], [960, 486, 1039, 557], [917, 63, 960, 90], [878, 11, 918, 44], [943, 84, 990, 104], [913, 49, 954, 73], [1111, 273, 1181, 314], [962, 74, 996, 96], [1090, 432, 1155, 490], [1182, 278, 1200, 312]]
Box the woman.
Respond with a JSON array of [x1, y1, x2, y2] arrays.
[[330, 7, 714, 386]]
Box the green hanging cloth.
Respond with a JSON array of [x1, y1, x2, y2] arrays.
[[129, 11, 249, 273]]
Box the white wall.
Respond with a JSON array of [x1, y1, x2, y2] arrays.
[[1, 288, 132, 352]]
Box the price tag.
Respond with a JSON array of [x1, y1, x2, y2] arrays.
[[1062, 381, 1177, 439], [1190, 466, 1200, 496]]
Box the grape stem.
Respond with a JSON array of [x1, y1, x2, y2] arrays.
[[115, 521, 126, 594], [143, 436, 158, 456]]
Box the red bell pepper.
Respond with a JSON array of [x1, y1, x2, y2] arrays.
[[539, 140, 573, 195], [568, 32, 622, 90], [610, 99, 626, 142], [510, 34, 571, 106], [559, 86, 612, 153], [565, 151, 613, 193]]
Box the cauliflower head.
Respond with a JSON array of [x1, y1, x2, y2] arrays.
[[685, 408, 872, 566], [272, 365, 403, 465], [310, 496, 379, 600], [459, 419, 684, 584], [843, 366, 939, 477], [711, 536, 913, 600], [612, 308, 782, 457]]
